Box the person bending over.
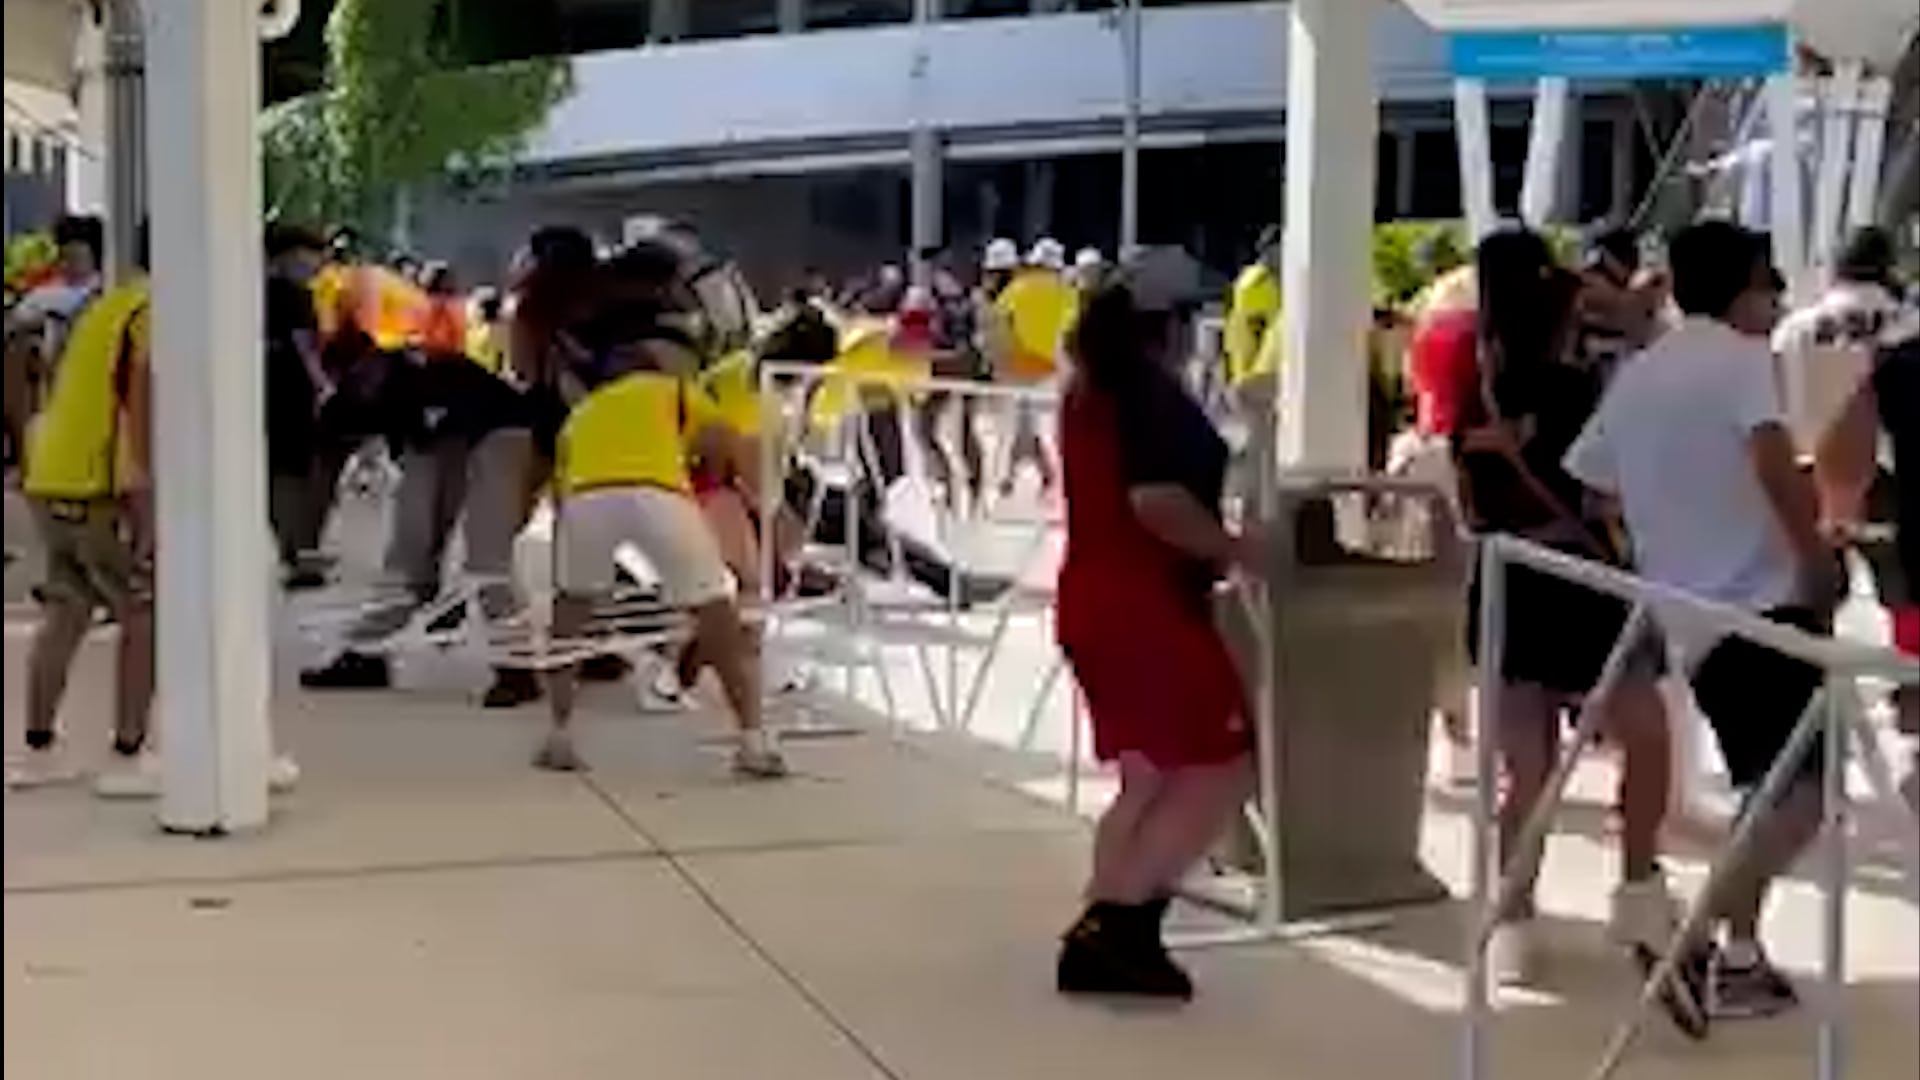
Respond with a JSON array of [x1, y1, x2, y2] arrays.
[[541, 318, 785, 779]]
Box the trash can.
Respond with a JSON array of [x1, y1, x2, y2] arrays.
[[1216, 473, 1464, 919]]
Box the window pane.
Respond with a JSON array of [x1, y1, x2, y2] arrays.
[[1409, 129, 1462, 219], [554, 0, 652, 52], [945, 0, 1031, 17], [688, 0, 780, 38], [805, 0, 912, 28]]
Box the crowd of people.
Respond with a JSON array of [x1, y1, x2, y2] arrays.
[[3, 205, 1914, 1026]]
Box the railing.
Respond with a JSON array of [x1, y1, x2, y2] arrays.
[[1463, 533, 1919, 1080]]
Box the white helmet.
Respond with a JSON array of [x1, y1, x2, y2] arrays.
[[982, 237, 1020, 272], [1027, 237, 1066, 271], [1073, 247, 1104, 271]]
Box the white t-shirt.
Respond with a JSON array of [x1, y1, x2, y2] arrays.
[[1565, 317, 1798, 614], [1770, 281, 1903, 457]]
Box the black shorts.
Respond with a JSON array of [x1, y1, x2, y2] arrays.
[[1467, 555, 1639, 696], [1689, 606, 1826, 790]]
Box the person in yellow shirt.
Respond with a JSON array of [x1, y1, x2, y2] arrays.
[[13, 262, 155, 794], [464, 287, 507, 375], [543, 318, 785, 779], [1223, 225, 1282, 390], [989, 239, 1075, 497]]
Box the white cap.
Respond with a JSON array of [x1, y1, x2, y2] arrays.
[[982, 238, 1020, 271], [1073, 247, 1104, 271], [1027, 238, 1066, 271]]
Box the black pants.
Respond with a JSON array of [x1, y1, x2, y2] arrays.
[[783, 465, 960, 597]]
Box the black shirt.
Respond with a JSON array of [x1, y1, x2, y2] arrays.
[[264, 275, 321, 466], [1455, 361, 1604, 539], [1112, 367, 1230, 599]]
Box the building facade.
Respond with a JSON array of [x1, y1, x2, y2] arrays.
[[413, 1, 1650, 290]]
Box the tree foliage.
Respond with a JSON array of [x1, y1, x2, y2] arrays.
[[262, 0, 572, 235]]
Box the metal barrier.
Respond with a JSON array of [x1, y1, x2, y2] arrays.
[[1463, 533, 1920, 1080], [753, 360, 1065, 745]]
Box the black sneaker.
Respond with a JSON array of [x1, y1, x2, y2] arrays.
[[1055, 903, 1192, 1001], [283, 567, 329, 592], [299, 651, 392, 690], [1711, 947, 1800, 1019], [1634, 940, 1713, 1040]]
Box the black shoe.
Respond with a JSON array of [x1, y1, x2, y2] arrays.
[[1711, 945, 1800, 1020], [579, 654, 631, 683], [422, 599, 469, 636], [1635, 940, 1714, 1040], [299, 652, 392, 690], [482, 668, 543, 708], [283, 567, 329, 592], [1055, 903, 1192, 1001]]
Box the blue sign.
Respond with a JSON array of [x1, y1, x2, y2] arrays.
[[1449, 23, 1791, 80]]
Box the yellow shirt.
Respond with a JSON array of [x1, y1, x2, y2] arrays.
[[699, 350, 764, 437], [465, 320, 506, 375], [1224, 263, 1281, 386], [25, 281, 149, 500], [807, 325, 932, 432], [556, 372, 722, 496], [993, 269, 1077, 382]]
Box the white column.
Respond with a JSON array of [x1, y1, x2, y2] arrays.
[[67, 15, 109, 215], [1809, 62, 1862, 278], [1519, 76, 1570, 226], [1118, 0, 1142, 252], [909, 0, 941, 285], [1277, 0, 1375, 471], [1767, 74, 1810, 304], [1846, 76, 1892, 231], [145, 0, 273, 834], [1451, 77, 1497, 241]]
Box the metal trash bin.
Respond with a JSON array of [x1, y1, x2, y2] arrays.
[[1216, 473, 1464, 919]]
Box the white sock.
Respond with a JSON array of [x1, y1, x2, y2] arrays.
[[1720, 937, 1763, 968], [739, 728, 775, 756]]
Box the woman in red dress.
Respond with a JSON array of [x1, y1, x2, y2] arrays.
[[1054, 276, 1262, 1001]]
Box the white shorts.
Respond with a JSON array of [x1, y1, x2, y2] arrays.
[[555, 486, 735, 607]]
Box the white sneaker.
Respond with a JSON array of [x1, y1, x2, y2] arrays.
[[269, 755, 301, 794], [5, 747, 82, 790], [634, 663, 694, 713], [1488, 920, 1536, 987], [1608, 874, 1681, 952], [93, 752, 161, 800]]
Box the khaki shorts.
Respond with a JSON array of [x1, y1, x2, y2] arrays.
[[556, 485, 734, 608], [32, 497, 151, 614]]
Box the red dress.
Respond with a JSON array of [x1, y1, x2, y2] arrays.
[[1055, 376, 1248, 768]]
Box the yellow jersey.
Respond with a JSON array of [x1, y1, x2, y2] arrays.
[[993, 268, 1077, 382], [699, 350, 764, 437], [1224, 263, 1281, 386], [807, 325, 932, 432], [556, 372, 722, 496], [25, 281, 150, 500], [465, 319, 506, 375]]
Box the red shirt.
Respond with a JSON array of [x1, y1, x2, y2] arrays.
[[1408, 305, 1479, 437]]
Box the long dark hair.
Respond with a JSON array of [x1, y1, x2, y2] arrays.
[[1069, 281, 1159, 395], [1475, 226, 1579, 416]]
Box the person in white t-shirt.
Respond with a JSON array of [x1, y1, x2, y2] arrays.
[[1567, 220, 1838, 1025], [1772, 227, 1905, 459]]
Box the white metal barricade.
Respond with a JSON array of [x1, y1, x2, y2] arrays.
[[1462, 533, 1920, 1080], [754, 360, 1066, 744]]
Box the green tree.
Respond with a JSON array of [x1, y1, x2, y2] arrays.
[[262, 0, 572, 236]]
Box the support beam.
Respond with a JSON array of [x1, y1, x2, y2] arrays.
[[1845, 76, 1892, 232], [1119, 0, 1142, 253], [1767, 74, 1809, 304], [778, 0, 805, 34], [1809, 62, 1862, 278], [1277, 0, 1375, 471], [1451, 77, 1497, 240], [103, 0, 145, 283], [145, 0, 273, 834], [909, 0, 941, 285], [1519, 76, 1571, 226]]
